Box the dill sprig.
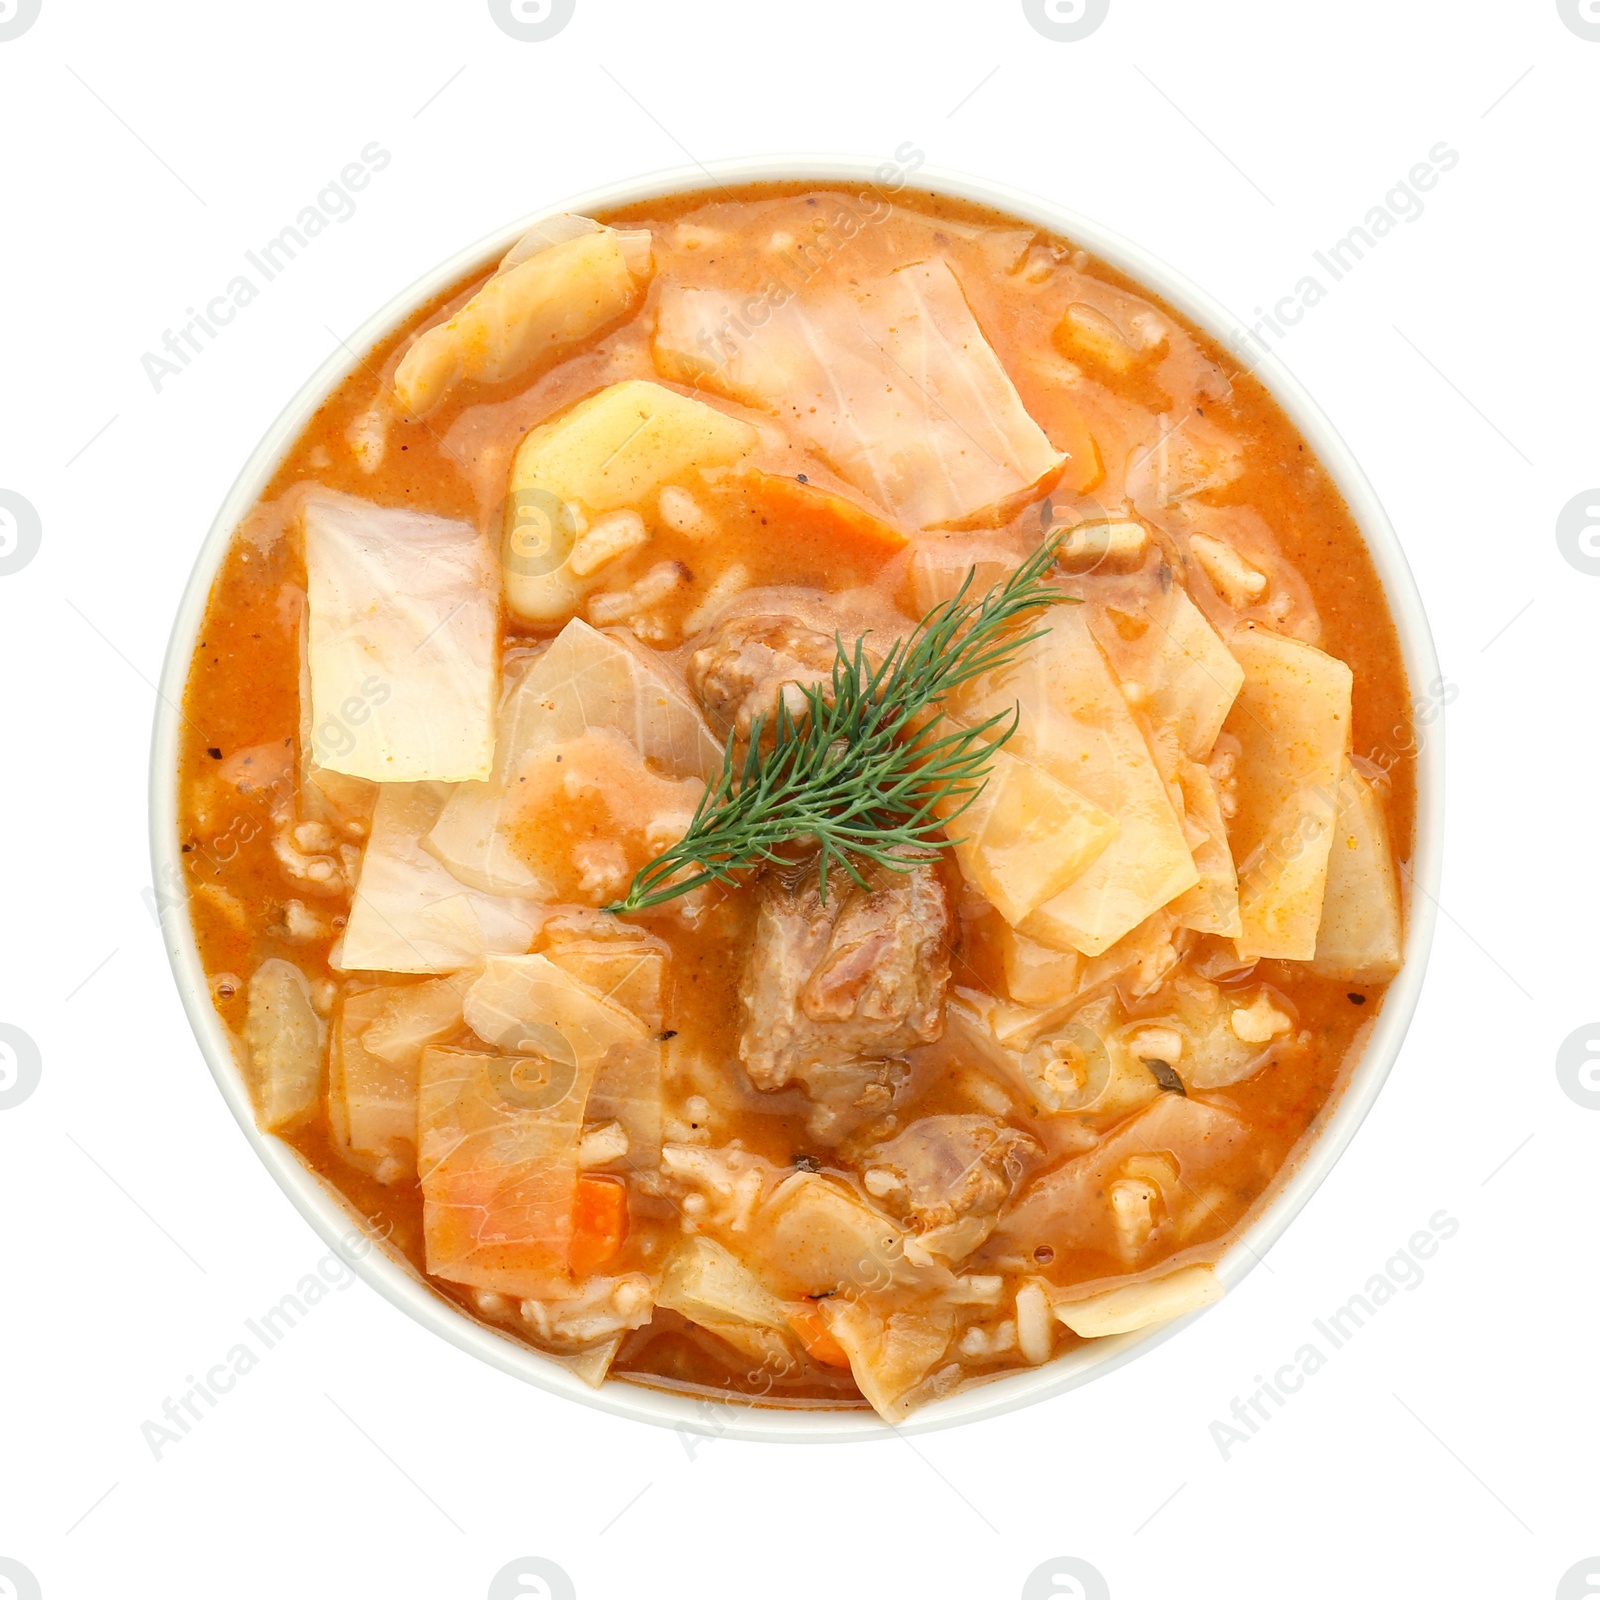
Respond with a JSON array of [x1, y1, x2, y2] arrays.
[[607, 533, 1073, 915]]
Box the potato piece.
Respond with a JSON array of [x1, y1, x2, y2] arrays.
[[656, 1236, 790, 1332], [1312, 764, 1403, 981], [1225, 627, 1353, 961], [502, 379, 757, 623], [394, 224, 651, 416], [1145, 587, 1244, 761], [941, 746, 1118, 925], [1054, 1264, 1223, 1337], [242, 959, 324, 1132], [958, 609, 1196, 956]]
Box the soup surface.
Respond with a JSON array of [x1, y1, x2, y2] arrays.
[[178, 183, 1414, 1419]]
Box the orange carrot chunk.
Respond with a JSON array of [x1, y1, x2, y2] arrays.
[[786, 1305, 853, 1369], [741, 470, 909, 560], [569, 1175, 629, 1277]]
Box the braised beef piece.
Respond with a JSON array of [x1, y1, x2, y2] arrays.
[[738, 857, 951, 1139], [687, 614, 841, 738]]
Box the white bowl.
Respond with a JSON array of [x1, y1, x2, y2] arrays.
[[150, 156, 1443, 1442]]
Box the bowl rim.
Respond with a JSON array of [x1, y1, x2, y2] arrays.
[[149, 152, 1444, 1443]]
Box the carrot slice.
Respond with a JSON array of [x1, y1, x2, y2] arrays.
[[739, 470, 909, 563], [569, 1175, 628, 1277], [1035, 402, 1103, 497], [786, 1304, 853, 1369]]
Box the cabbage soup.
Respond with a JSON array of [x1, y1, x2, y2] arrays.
[[177, 184, 1414, 1420]]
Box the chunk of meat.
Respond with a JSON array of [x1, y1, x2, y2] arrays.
[[739, 859, 952, 1136], [686, 613, 841, 738], [863, 1116, 1041, 1233]]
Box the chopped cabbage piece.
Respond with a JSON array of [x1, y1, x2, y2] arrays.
[[465, 949, 664, 1171], [426, 619, 722, 897], [1160, 978, 1284, 1089], [654, 257, 1062, 529], [1127, 411, 1243, 511], [415, 954, 656, 1296], [746, 1173, 916, 1299], [957, 608, 1197, 956], [819, 1299, 956, 1421], [362, 974, 469, 1064], [291, 586, 377, 825], [1054, 1264, 1223, 1337], [241, 958, 324, 1131], [337, 784, 541, 973], [1167, 758, 1242, 938], [486, 726, 704, 907], [328, 991, 396, 1178], [543, 934, 665, 1030], [462, 952, 649, 1059], [329, 977, 467, 1184], [394, 218, 653, 415], [1145, 587, 1243, 761], [1226, 627, 1353, 961], [302, 489, 498, 783], [941, 745, 1118, 926], [416, 1044, 597, 1300], [994, 1095, 1248, 1260], [954, 992, 1162, 1121], [545, 935, 667, 1168], [500, 378, 757, 623], [551, 1333, 625, 1389], [1312, 764, 1403, 981], [656, 1236, 790, 1332]]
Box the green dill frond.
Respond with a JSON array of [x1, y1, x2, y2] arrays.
[[607, 533, 1072, 914]]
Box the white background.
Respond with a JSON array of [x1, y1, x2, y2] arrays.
[[1, 2, 1594, 1596]]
